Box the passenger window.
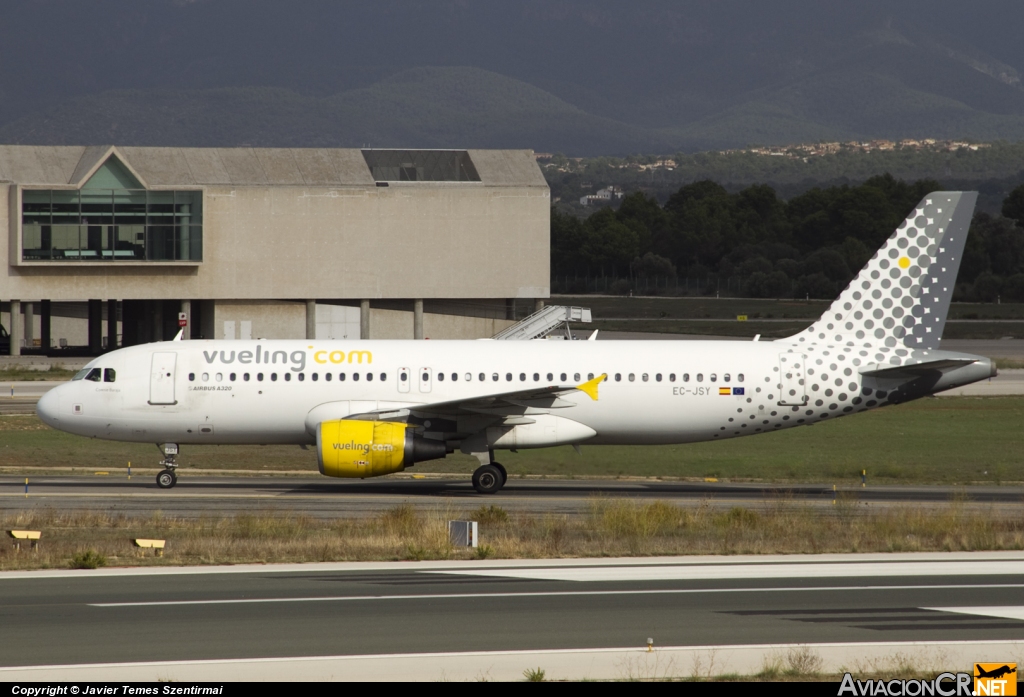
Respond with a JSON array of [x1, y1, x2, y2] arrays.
[[230, 373, 236, 382], [710, 374, 717, 382], [354, 373, 360, 382], [506, 373, 512, 381], [340, 373, 346, 381], [216, 373, 223, 382], [588, 373, 594, 381], [325, 373, 332, 382], [561, 373, 567, 381], [574, 373, 580, 382], [466, 373, 472, 382], [492, 373, 499, 381], [696, 374, 703, 382], [257, 373, 264, 381], [615, 373, 622, 382], [312, 373, 318, 382], [655, 374, 662, 382], [188, 373, 195, 382], [367, 373, 373, 381], [724, 373, 731, 382], [683, 374, 690, 382], [244, 373, 250, 381], [533, 373, 539, 382], [520, 373, 526, 381], [271, 373, 278, 382], [547, 373, 553, 381], [202, 373, 209, 382], [284, 373, 291, 382], [628, 374, 635, 382], [103, 368, 116, 383], [380, 373, 387, 381], [669, 373, 676, 382], [451, 373, 457, 381], [298, 373, 304, 381], [438, 373, 445, 382], [642, 374, 649, 382], [738, 374, 745, 383], [400, 371, 407, 382]]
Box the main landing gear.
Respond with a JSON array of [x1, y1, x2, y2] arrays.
[[156, 443, 179, 489], [472, 462, 507, 494]]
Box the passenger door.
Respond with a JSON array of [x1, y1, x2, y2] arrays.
[[778, 353, 807, 406], [149, 352, 178, 405]]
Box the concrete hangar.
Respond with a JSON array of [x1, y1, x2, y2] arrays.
[[0, 145, 550, 355]]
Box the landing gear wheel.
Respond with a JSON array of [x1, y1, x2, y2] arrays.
[[493, 462, 508, 486], [472, 464, 504, 494], [156, 469, 177, 489]]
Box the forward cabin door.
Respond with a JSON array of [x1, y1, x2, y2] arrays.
[[778, 353, 807, 406], [149, 352, 178, 405]]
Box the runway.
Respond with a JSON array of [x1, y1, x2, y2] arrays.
[[1, 553, 1023, 680], [1, 474, 1022, 517]]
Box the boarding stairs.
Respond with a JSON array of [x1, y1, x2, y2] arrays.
[[491, 305, 592, 341]]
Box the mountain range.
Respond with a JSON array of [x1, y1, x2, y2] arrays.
[[2, 1, 1024, 154]]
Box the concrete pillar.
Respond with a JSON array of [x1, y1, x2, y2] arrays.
[[534, 299, 545, 313], [180, 300, 191, 341], [413, 299, 424, 340], [24, 302, 34, 349], [152, 301, 164, 343], [9, 300, 21, 356], [40, 300, 51, 351], [305, 300, 316, 340], [87, 299, 102, 354], [107, 299, 118, 349], [505, 298, 516, 321], [360, 299, 370, 340]]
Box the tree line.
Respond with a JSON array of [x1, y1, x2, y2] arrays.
[[551, 174, 1024, 302]]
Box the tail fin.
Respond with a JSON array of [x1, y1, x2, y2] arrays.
[[794, 191, 977, 351]]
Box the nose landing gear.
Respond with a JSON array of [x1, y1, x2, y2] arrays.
[[156, 443, 179, 489]]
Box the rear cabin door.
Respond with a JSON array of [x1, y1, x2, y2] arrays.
[[149, 352, 178, 405], [778, 353, 807, 406]]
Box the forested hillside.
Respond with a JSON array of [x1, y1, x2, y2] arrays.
[[552, 176, 1024, 301]]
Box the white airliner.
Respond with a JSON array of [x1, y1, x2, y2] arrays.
[[37, 192, 994, 493]]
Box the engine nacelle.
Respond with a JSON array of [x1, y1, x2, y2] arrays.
[[316, 420, 447, 478]]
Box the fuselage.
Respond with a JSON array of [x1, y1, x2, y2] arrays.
[[36, 337, 994, 449]]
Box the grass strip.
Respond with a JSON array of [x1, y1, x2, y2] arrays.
[[1, 498, 1022, 571]]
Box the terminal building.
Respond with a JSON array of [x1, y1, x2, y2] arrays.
[[0, 145, 550, 355]]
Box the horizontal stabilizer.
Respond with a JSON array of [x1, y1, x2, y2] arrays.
[[860, 358, 977, 377]]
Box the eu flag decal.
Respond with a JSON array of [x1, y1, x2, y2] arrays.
[[732, 387, 745, 395]]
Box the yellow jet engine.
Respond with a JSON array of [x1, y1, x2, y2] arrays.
[[316, 420, 447, 478]]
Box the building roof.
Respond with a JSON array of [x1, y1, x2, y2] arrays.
[[0, 145, 547, 188]]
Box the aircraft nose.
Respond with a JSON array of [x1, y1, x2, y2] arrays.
[[36, 387, 60, 428]]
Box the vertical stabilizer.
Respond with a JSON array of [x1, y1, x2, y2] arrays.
[[793, 192, 977, 352]]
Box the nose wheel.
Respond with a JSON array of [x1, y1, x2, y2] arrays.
[[472, 463, 506, 494], [156, 469, 178, 489]]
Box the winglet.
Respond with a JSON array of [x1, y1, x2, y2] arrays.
[[577, 373, 607, 401]]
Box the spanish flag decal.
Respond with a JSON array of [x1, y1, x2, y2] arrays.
[[719, 387, 731, 395]]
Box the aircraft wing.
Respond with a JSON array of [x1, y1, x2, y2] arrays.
[[350, 374, 607, 420]]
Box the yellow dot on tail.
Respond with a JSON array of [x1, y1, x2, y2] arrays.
[[898, 257, 911, 269]]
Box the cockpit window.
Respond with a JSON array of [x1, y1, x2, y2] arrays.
[[84, 368, 102, 382], [103, 368, 116, 383], [72, 369, 90, 381]]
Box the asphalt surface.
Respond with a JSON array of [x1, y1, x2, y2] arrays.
[[1, 475, 1021, 517], [1, 556, 1024, 668]]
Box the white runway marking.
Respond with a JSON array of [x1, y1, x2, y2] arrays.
[[89, 584, 1024, 608], [926, 606, 1024, 621], [428, 560, 1024, 582]]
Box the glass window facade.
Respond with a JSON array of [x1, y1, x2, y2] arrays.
[[22, 189, 203, 261], [362, 150, 480, 182]]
